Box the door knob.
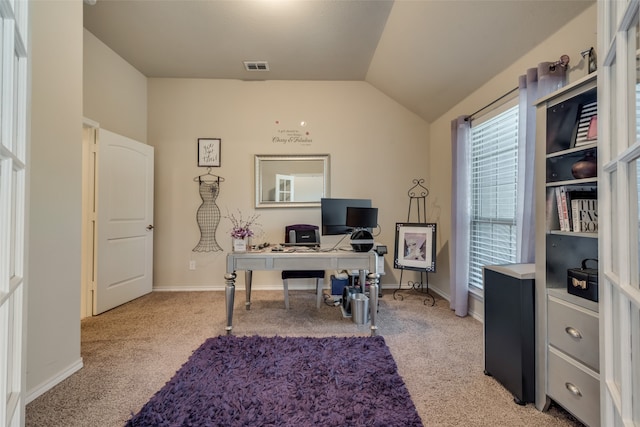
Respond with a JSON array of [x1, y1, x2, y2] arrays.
[[147, 225, 154, 230]]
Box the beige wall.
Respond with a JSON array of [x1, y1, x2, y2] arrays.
[[86, 2, 598, 309], [148, 78, 430, 290], [28, 0, 83, 399], [427, 4, 597, 319], [83, 29, 147, 143]]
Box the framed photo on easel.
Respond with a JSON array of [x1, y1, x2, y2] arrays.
[[393, 223, 436, 272], [198, 138, 221, 167]]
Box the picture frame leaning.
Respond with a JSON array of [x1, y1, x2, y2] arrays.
[[393, 222, 436, 272], [198, 138, 221, 167]]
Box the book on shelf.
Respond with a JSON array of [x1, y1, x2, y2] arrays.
[[586, 115, 597, 141], [555, 186, 570, 231], [574, 101, 597, 147], [546, 188, 556, 231], [571, 197, 598, 232], [554, 186, 597, 232]]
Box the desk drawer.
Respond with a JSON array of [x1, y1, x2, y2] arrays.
[[234, 258, 270, 271], [548, 296, 599, 371], [548, 347, 600, 427]]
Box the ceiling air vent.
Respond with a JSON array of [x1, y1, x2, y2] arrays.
[[243, 61, 270, 72]]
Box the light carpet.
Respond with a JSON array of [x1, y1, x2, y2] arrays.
[[25, 290, 583, 426]]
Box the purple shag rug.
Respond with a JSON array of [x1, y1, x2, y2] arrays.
[[126, 335, 423, 427]]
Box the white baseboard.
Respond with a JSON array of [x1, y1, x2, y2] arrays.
[[26, 357, 84, 404], [153, 285, 223, 292], [153, 283, 400, 292]]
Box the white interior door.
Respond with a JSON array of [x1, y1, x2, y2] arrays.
[[95, 129, 154, 314], [598, 1, 640, 425], [275, 174, 294, 202]]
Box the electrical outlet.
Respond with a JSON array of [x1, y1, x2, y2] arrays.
[[189, 260, 196, 270]]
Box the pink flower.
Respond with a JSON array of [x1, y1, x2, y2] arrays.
[[225, 209, 260, 239]]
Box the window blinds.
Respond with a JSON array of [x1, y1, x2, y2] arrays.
[[468, 104, 519, 289]]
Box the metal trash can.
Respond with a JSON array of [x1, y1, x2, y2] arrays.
[[351, 293, 369, 325]]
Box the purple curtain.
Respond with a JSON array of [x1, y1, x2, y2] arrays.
[[449, 116, 471, 317], [449, 62, 565, 317], [516, 63, 566, 263]]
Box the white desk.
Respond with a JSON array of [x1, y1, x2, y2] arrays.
[[225, 249, 380, 336]]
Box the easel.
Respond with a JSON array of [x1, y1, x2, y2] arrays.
[[393, 179, 435, 306]]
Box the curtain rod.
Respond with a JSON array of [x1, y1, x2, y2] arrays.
[[465, 86, 518, 121]]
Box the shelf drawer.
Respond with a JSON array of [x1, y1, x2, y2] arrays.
[[548, 347, 600, 427], [548, 295, 599, 371]]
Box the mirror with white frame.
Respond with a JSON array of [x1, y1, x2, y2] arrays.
[[255, 154, 330, 208]]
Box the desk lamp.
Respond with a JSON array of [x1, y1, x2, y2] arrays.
[[346, 207, 378, 252]]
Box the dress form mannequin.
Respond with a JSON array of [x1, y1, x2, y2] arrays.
[[193, 170, 224, 252]]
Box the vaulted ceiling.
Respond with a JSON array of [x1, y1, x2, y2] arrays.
[[83, 0, 594, 123]]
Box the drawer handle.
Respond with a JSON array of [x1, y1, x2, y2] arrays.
[[565, 382, 582, 397], [565, 326, 583, 339]]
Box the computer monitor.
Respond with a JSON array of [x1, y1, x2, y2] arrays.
[[346, 207, 378, 229], [320, 198, 372, 235], [346, 207, 378, 252]]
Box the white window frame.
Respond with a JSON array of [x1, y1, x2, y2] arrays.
[[598, 1, 640, 423], [467, 100, 519, 289], [0, 0, 28, 425]]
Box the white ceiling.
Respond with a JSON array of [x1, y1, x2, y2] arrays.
[[83, 0, 594, 123]]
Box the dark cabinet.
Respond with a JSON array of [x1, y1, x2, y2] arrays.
[[483, 264, 535, 404]]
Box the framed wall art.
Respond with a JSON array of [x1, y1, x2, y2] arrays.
[[198, 138, 221, 167], [393, 222, 436, 272]]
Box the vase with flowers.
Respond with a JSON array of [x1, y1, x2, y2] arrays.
[[225, 209, 260, 252]]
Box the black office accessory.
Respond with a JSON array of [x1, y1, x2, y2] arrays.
[[346, 207, 378, 252]]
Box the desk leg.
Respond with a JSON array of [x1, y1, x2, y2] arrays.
[[368, 272, 380, 336], [358, 269, 367, 293], [224, 272, 236, 335], [245, 270, 252, 310]]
